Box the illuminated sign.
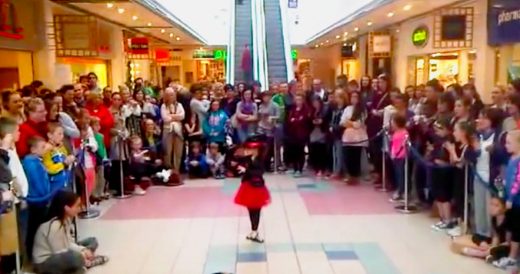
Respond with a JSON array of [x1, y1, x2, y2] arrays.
[[0, 0, 24, 40], [291, 49, 298, 60], [193, 49, 227, 60], [412, 26, 429, 47]]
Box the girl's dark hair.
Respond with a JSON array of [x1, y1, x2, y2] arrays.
[[360, 75, 371, 90], [457, 120, 477, 145], [439, 92, 455, 111], [509, 93, 520, 110], [447, 83, 463, 98], [457, 96, 473, 108], [462, 83, 481, 101], [480, 107, 504, 129], [1, 90, 17, 110], [48, 190, 80, 223], [392, 114, 407, 129], [208, 99, 221, 113], [349, 92, 365, 121]]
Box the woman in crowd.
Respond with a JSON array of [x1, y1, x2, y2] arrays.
[[329, 89, 348, 179], [359, 75, 373, 104], [161, 87, 185, 172], [85, 93, 113, 149], [341, 92, 368, 184], [285, 94, 310, 177], [462, 83, 485, 119], [257, 91, 279, 171], [16, 98, 48, 158], [204, 100, 229, 149], [235, 88, 258, 143], [44, 95, 80, 154], [1, 90, 25, 124], [452, 96, 472, 127], [308, 96, 329, 177], [32, 191, 108, 273], [108, 92, 130, 195]]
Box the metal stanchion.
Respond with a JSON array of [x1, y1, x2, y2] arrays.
[[78, 147, 100, 219], [462, 164, 469, 235], [395, 138, 418, 213], [377, 128, 390, 192], [114, 136, 131, 199], [69, 164, 78, 241]]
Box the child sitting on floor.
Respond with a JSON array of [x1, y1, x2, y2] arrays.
[[185, 142, 210, 178], [451, 196, 511, 263], [43, 123, 75, 191], [128, 135, 165, 195], [206, 142, 225, 179]]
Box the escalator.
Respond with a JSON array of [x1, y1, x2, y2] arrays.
[[233, 0, 253, 83], [263, 0, 290, 83]]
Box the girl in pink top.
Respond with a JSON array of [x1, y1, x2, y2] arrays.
[[390, 115, 409, 202]]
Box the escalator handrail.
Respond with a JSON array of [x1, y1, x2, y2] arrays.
[[278, 0, 294, 81], [257, 0, 269, 88], [226, 0, 236, 83]]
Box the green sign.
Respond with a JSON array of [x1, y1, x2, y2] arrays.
[[412, 26, 429, 47], [291, 49, 298, 60], [193, 49, 227, 60]]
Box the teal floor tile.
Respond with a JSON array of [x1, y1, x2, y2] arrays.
[[353, 242, 400, 274]]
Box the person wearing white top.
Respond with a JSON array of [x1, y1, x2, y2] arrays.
[[161, 88, 185, 172]]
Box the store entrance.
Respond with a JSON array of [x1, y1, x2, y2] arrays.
[[0, 49, 33, 90], [411, 52, 460, 86]]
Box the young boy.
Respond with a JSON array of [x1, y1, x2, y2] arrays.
[[206, 142, 225, 179], [22, 136, 52, 260], [43, 123, 75, 191], [185, 142, 209, 179], [129, 135, 164, 195], [90, 118, 109, 200], [497, 129, 520, 269]]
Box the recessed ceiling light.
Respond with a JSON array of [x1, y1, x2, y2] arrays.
[[396, 29, 400, 33], [403, 4, 412, 11], [325, 40, 329, 43], [343, 32, 348, 36], [176, 37, 181, 41], [106, 3, 114, 8], [160, 29, 165, 33], [367, 21, 373, 26], [169, 33, 174, 38], [117, 8, 125, 14], [387, 12, 394, 17], [315, 44, 319, 48], [343, 43, 347, 46], [354, 27, 359, 31], [132, 15, 138, 21], [320, 42, 324, 46], [336, 35, 340, 39], [147, 22, 152, 26]]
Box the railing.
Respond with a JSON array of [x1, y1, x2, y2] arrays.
[[254, 0, 269, 88], [278, 0, 294, 82], [226, 0, 236, 83]]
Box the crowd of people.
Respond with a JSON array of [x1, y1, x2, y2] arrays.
[[0, 71, 519, 273]]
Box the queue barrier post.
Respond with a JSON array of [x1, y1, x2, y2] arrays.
[[395, 137, 418, 214], [377, 128, 390, 192], [463, 164, 469, 235], [114, 135, 131, 200], [78, 147, 100, 219]]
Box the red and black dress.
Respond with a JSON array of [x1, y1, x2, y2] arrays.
[[234, 156, 271, 209]]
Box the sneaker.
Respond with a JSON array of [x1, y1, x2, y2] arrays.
[[431, 221, 449, 231], [133, 185, 146, 196], [389, 193, 404, 203], [493, 257, 517, 269], [293, 171, 303, 178], [446, 225, 462, 237], [246, 231, 264, 243]]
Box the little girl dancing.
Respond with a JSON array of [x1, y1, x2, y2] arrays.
[[234, 138, 271, 243]]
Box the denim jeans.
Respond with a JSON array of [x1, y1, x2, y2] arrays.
[[393, 158, 405, 196], [332, 140, 344, 176]]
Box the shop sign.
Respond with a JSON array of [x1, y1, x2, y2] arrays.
[[155, 48, 170, 62], [54, 15, 99, 57], [291, 49, 298, 60], [193, 49, 227, 59], [412, 26, 429, 47], [488, 0, 520, 45], [369, 32, 391, 58], [288, 0, 298, 9], [0, 0, 23, 40], [129, 37, 149, 55]]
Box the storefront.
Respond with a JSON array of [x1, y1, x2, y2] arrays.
[[0, 0, 39, 90], [395, 5, 478, 89], [488, 0, 520, 84]]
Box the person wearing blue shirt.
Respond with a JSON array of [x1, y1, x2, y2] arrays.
[[203, 100, 229, 146], [185, 142, 209, 178], [22, 136, 54, 262]]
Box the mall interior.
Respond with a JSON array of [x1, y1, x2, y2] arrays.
[[0, 0, 519, 273]]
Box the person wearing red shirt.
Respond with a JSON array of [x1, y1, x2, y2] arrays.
[[85, 93, 114, 148], [16, 98, 48, 158]]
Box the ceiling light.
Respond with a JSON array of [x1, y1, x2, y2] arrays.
[[147, 22, 152, 26], [343, 32, 348, 36], [169, 33, 174, 38], [354, 27, 359, 31], [176, 37, 181, 41], [387, 12, 394, 17], [320, 42, 324, 46], [315, 44, 319, 48], [336, 35, 340, 39], [106, 3, 114, 8], [160, 29, 165, 33], [396, 29, 400, 33], [132, 15, 138, 21], [367, 21, 373, 26], [343, 43, 347, 46], [403, 4, 412, 11], [117, 8, 125, 14], [325, 40, 329, 43]]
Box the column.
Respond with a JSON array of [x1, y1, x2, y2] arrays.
[[110, 27, 125, 88], [33, 0, 57, 89], [472, 0, 495, 102], [498, 45, 513, 85], [458, 50, 469, 84]]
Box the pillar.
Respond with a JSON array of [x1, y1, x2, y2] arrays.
[[33, 0, 57, 89], [472, 0, 495, 102], [110, 27, 125, 88]]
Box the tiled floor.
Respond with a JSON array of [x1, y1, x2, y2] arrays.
[[79, 174, 503, 274]]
